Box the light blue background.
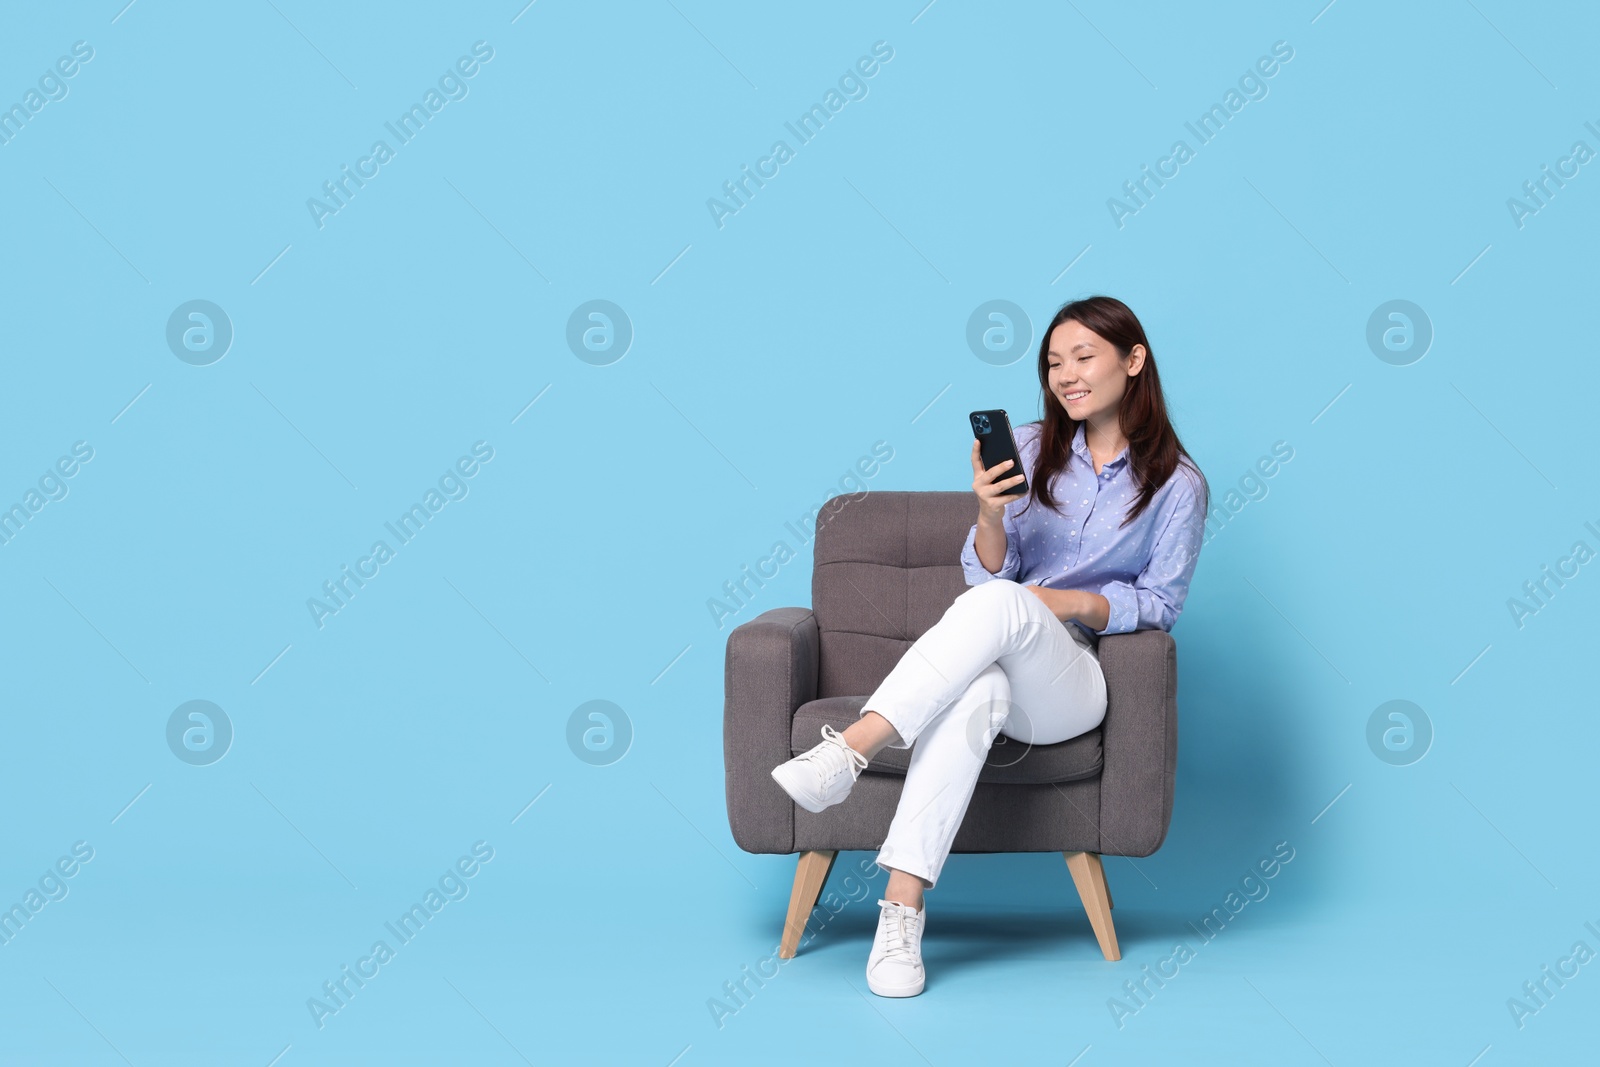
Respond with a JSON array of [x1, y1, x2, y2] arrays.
[[1, 1, 1596, 1063]]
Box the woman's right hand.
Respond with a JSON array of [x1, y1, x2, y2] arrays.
[[971, 439, 1025, 519]]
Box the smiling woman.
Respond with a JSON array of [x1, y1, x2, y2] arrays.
[[961, 296, 1210, 637], [768, 294, 1211, 998]]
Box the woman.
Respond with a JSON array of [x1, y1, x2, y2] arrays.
[[770, 295, 1209, 997]]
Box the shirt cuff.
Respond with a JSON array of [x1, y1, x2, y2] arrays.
[[1094, 580, 1138, 635], [961, 521, 1021, 584]]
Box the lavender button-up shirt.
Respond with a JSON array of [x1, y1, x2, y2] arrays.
[[960, 420, 1207, 638]]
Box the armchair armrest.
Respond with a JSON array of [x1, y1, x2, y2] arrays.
[[723, 607, 819, 854], [1094, 628, 1179, 857]]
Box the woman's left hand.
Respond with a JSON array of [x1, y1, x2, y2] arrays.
[[1024, 585, 1076, 622]]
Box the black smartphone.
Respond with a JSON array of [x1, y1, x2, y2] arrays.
[[969, 409, 1028, 498]]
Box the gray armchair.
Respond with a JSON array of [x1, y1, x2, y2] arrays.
[[722, 490, 1180, 961]]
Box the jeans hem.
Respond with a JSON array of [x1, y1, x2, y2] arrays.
[[860, 704, 915, 749], [875, 852, 935, 888]]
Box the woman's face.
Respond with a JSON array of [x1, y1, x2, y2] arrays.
[[1046, 320, 1145, 425]]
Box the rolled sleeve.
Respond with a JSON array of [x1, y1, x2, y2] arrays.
[[1095, 579, 1143, 635], [1094, 472, 1206, 635], [960, 506, 1022, 585]]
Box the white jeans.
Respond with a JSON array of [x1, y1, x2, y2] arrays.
[[861, 578, 1107, 889]]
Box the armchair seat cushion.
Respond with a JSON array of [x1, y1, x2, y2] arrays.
[[791, 695, 1104, 786]]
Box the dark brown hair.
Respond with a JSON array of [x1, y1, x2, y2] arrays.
[[1016, 295, 1207, 528]]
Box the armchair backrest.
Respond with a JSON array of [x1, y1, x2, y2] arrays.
[[811, 490, 975, 698]]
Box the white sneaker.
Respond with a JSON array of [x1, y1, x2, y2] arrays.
[[769, 724, 870, 813], [867, 898, 926, 997]]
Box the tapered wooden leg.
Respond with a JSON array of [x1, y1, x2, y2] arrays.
[[779, 850, 838, 959], [1064, 851, 1121, 961]]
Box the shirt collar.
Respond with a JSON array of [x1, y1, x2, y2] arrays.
[[1071, 422, 1129, 473]]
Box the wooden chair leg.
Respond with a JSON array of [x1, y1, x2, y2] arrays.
[[779, 850, 838, 959], [1064, 851, 1121, 961]]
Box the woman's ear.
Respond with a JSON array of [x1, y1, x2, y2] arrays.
[[1126, 344, 1147, 376]]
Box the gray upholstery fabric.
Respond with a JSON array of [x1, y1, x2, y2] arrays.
[[723, 490, 1179, 859]]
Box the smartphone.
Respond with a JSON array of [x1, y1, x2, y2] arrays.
[[969, 409, 1028, 499]]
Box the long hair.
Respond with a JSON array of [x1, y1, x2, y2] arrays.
[[1016, 295, 1207, 528]]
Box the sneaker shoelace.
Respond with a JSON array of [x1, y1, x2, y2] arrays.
[[817, 724, 870, 777], [881, 903, 921, 965]]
